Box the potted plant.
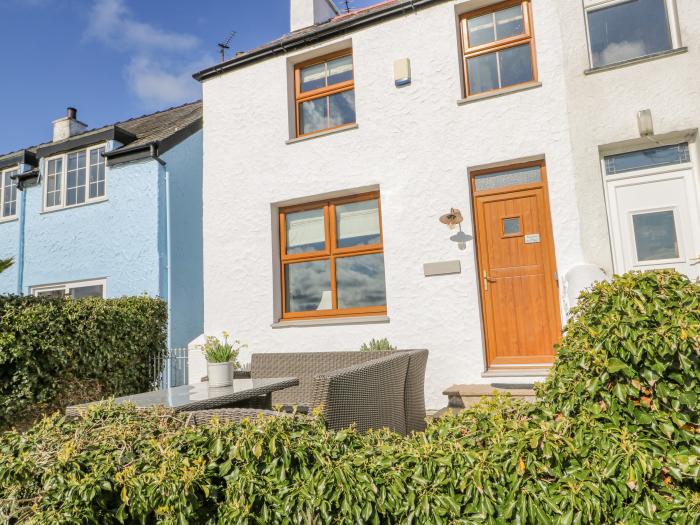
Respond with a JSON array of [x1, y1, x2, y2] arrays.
[[201, 331, 244, 387]]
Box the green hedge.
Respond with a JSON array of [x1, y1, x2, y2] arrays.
[[0, 271, 698, 524], [0, 295, 167, 430]]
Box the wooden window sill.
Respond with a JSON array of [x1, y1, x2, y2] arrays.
[[457, 82, 542, 106], [584, 47, 688, 75], [271, 315, 390, 329], [286, 124, 359, 145]]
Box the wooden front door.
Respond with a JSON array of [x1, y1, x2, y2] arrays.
[[472, 162, 561, 367]]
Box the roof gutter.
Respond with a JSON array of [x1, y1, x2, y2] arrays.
[[193, 0, 445, 81], [103, 141, 166, 167]]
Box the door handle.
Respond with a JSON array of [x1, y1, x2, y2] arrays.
[[483, 271, 496, 291]]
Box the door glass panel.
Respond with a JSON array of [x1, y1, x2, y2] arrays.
[[285, 260, 332, 312], [503, 217, 521, 236], [587, 0, 672, 68], [285, 208, 326, 254], [336, 199, 380, 248], [604, 143, 690, 175], [474, 166, 542, 192], [336, 254, 387, 309], [632, 210, 679, 261]]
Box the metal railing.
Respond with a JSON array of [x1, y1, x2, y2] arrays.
[[151, 347, 189, 389]]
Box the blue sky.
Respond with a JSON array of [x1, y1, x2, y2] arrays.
[[0, 0, 378, 155]]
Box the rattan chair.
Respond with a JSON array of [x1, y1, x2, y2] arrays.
[[186, 349, 428, 435]]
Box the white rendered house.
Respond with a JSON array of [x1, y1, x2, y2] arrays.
[[191, 0, 700, 408]]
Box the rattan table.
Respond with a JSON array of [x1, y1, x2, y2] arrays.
[[66, 377, 299, 417]]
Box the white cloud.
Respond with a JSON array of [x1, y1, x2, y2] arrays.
[[125, 56, 203, 107], [595, 40, 646, 67], [86, 0, 198, 52], [85, 0, 209, 107]]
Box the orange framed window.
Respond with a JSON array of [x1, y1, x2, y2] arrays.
[[294, 50, 356, 138], [460, 0, 537, 97], [279, 192, 387, 320]]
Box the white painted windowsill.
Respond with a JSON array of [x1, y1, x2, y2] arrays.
[[0, 216, 19, 224], [457, 82, 542, 105], [286, 124, 359, 145], [41, 198, 109, 215], [584, 47, 688, 75], [271, 315, 390, 329]]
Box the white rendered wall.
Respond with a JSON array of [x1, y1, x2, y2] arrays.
[[199, 0, 698, 408]]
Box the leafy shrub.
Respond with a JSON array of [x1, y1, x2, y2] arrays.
[[0, 257, 12, 274], [360, 337, 397, 352], [0, 398, 697, 524], [200, 331, 244, 365], [538, 271, 700, 442], [1, 271, 698, 523], [0, 295, 166, 430]]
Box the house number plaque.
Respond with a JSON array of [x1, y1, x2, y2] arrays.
[[524, 234, 541, 244]]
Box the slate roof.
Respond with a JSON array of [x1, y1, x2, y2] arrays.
[[194, 0, 446, 81], [0, 101, 202, 164]]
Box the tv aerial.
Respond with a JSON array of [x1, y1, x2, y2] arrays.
[[218, 31, 237, 63]]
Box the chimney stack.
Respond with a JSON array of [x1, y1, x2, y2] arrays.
[[52, 107, 87, 142], [290, 0, 339, 32]]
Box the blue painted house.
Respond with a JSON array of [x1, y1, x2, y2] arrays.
[[0, 102, 203, 349]]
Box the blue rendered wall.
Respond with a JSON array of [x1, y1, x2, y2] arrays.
[[0, 201, 21, 294], [21, 157, 162, 298], [161, 130, 204, 349]]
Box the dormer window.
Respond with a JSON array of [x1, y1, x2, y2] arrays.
[[1, 167, 18, 220], [44, 145, 106, 211], [295, 50, 356, 137]]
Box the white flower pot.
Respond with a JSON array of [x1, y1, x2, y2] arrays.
[[207, 362, 233, 387]]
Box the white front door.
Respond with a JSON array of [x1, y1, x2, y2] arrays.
[[604, 143, 700, 280]]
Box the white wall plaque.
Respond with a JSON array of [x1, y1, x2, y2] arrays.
[[524, 234, 541, 244]]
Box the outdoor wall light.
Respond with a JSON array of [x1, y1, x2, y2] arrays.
[[439, 208, 464, 230], [637, 109, 654, 137]]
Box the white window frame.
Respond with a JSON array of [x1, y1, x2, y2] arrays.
[[31, 278, 107, 298], [0, 165, 19, 222], [583, 0, 682, 69], [43, 144, 108, 212]]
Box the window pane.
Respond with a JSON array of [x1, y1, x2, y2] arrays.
[[300, 97, 328, 135], [336, 254, 387, 309], [327, 55, 353, 85], [37, 289, 66, 298], [328, 90, 355, 128], [300, 62, 326, 92], [286, 208, 326, 254], [285, 260, 332, 312], [499, 44, 533, 87], [632, 210, 679, 261], [495, 4, 524, 40], [336, 199, 381, 248], [503, 217, 521, 235], [474, 166, 542, 191], [89, 147, 106, 199], [468, 12, 496, 46], [604, 143, 690, 175], [467, 52, 499, 94], [588, 0, 672, 68], [71, 285, 104, 299], [2, 170, 17, 217]]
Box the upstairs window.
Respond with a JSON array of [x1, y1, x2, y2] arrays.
[[45, 145, 106, 211], [586, 0, 677, 68], [1, 167, 18, 219], [295, 51, 356, 137], [460, 0, 537, 97], [279, 192, 387, 319]]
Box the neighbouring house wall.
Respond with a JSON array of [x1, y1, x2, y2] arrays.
[[0, 212, 20, 294], [161, 130, 204, 349], [200, 0, 586, 408], [22, 158, 162, 298], [558, 0, 700, 273]]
